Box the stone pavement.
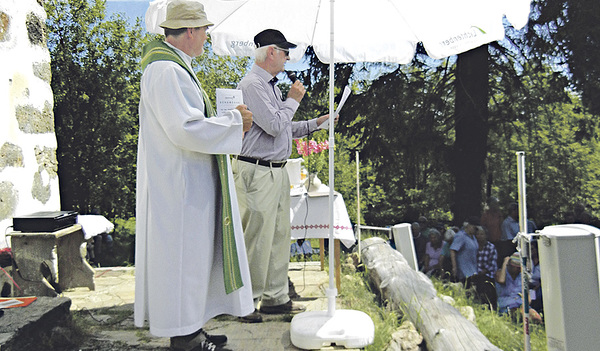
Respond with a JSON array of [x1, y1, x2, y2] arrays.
[[63, 261, 360, 350]]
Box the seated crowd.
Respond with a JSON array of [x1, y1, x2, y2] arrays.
[[410, 200, 548, 322]]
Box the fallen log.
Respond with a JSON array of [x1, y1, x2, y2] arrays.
[[361, 237, 501, 351]]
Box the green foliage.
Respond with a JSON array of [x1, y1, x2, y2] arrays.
[[487, 61, 600, 226], [46, 0, 147, 219], [341, 61, 456, 225], [284, 67, 388, 226], [107, 217, 136, 266], [527, 0, 600, 115], [333, 133, 388, 227], [315, 26, 600, 228]]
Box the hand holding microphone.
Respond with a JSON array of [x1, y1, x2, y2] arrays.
[[287, 72, 305, 103], [285, 71, 297, 82]]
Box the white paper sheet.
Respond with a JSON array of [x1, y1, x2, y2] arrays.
[[336, 85, 352, 116], [216, 88, 243, 116], [319, 85, 351, 130]]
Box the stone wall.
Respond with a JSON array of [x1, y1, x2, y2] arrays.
[[0, 0, 60, 247]]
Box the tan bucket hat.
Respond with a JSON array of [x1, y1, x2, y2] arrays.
[[159, 0, 214, 30]]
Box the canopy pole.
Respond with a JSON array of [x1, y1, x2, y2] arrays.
[[516, 151, 531, 351], [326, 0, 337, 317], [291, 2, 374, 348]]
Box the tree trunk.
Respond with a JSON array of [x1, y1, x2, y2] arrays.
[[450, 46, 489, 224], [361, 237, 501, 351]]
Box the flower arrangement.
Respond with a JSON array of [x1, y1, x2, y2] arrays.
[[295, 139, 329, 176], [296, 139, 329, 157]]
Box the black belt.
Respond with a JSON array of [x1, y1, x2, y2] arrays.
[[235, 155, 287, 168]]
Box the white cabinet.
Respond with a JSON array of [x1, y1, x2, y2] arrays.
[[538, 224, 600, 351]]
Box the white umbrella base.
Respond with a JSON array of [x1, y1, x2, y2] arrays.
[[290, 309, 374, 350]]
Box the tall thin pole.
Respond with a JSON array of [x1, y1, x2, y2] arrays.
[[356, 151, 361, 261], [326, 0, 336, 317], [516, 151, 531, 351]]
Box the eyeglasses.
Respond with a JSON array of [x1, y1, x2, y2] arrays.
[[273, 47, 290, 57]]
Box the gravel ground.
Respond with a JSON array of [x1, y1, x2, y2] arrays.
[[66, 306, 170, 351]]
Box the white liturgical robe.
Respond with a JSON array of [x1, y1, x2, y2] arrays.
[[134, 45, 253, 337]]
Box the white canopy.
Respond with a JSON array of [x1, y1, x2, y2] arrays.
[[146, 0, 532, 64]]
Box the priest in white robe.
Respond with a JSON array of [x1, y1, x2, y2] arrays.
[[134, 1, 254, 350]]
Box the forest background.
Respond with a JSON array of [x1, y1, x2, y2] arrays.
[[45, 0, 600, 265]]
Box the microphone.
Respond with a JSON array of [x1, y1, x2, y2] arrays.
[[285, 71, 297, 82]]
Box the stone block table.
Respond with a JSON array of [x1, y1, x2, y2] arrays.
[[7, 224, 95, 296]]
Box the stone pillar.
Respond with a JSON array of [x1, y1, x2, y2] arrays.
[[0, 0, 60, 247]]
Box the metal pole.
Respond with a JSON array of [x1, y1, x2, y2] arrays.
[[516, 151, 531, 351], [326, 0, 336, 317], [356, 151, 361, 262]]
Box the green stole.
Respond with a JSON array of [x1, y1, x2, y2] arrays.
[[141, 41, 243, 294]]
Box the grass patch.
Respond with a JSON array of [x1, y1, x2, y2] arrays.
[[334, 252, 547, 350], [337, 256, 403, 350], [431, 278, 547, 351]]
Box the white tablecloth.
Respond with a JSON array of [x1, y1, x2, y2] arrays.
[[290, 191, 355, 248], [77, 215, 114, 240]]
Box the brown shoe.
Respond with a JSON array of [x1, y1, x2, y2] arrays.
[[259, 300, 306, 315], [239, 308, 263, 323]]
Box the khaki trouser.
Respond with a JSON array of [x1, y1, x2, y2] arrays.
[[232, 159, 291, 307]]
